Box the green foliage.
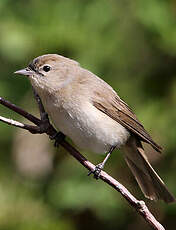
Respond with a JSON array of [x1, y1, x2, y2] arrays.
[[0, 0, 176, 229]]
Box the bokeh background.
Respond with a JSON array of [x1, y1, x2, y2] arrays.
[[0, 0, 176, 229]]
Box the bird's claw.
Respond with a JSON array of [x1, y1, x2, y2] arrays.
[[50, 132, 65, 147], [88, 163, 104, 179]]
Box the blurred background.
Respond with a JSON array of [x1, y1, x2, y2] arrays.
[[0, 0, 176, 229]]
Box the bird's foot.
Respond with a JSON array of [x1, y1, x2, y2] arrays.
[[88, 163, 104, 180], [50, 132, 65, 147], [32, 112, 50, 134]]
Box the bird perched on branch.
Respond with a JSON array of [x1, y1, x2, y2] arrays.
[[15, 54, 175, 203]]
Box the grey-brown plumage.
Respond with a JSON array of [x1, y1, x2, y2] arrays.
[[91, 78, 174, 203], [15, 54, 175, 203], [93, 96, 162, 153], [123, 136, 174, 203]]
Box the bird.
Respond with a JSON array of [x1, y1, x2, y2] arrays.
[[15, 54, 175, 203]]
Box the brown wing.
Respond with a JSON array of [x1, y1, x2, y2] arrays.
[[92, 93, 162, 153]]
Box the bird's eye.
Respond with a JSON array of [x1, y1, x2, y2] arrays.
[[42, 65, 51, 72]]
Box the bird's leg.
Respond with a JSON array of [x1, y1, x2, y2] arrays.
[[32, 87, 66, 147], [39, 109, 66, 147], [39, 112, 66, 147], [33, 112, 51, 134], [88, 146, 116, 179], [50, 132, 66, 147], [37, 104, 66, 147]]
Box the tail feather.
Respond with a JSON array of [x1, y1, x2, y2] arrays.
[[123, 136, 175, 203]]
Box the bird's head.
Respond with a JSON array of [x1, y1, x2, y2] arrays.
[[15, 54, 80, 91]]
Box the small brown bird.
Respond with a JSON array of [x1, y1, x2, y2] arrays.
[[15, 54, 175, 203]]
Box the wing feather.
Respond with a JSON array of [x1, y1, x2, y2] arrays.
[[92, 93, 162, 153]]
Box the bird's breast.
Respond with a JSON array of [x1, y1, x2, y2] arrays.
[[43, 97, 130, 154]]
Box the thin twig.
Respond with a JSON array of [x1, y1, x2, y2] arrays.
[[0, 115, 42, 133], [0, 97, 41, 125], [0, 96, 165, 230]]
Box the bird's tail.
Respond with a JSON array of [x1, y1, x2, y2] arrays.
[[123, 136, 175, 203]]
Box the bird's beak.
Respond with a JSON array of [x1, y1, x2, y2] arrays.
[[14, 68, 34, 76]]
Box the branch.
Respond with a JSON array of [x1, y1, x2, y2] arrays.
[[0, 115, 46, 134], [0, 97, 41, 125], [0, 96, 165, 230]]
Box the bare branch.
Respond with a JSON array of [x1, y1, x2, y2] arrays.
[[0, 115, 44, 133], [0, 97, 41, 125], [0, 96, 165, 230], [61, 140, 164, 230], [0, 115, 26, 128]]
